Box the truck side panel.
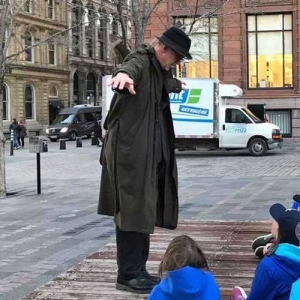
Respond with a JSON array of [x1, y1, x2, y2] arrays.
[[170, 78, 217, 138]]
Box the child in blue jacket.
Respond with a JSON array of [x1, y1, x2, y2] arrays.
[[252, 194, 300, 258], [232, 203, 300, 300], [147, 235, 220, 300], [290, 278, 300, 300]]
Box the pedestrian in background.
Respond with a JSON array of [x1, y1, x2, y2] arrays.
[[147, 235, 220, 300], [9, 118, 20, 149], [17, 120, 27, 148], [98, 26, 192, 294]]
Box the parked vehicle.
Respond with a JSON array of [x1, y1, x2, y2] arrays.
[[102, 76, 282, 156], [46, 105, 102, 142]]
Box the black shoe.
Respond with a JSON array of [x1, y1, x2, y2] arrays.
[[252, 233, 274, 250], [254, 246, 265, 259], [142, 269, 160, 284], [116, 273, 156, 294]]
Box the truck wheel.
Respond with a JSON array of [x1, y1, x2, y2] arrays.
[[69, 131, 77, 141], [249, 138, 267, 156]]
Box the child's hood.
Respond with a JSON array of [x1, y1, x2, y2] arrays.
[[159, 266, 219, 300], [272, 244, 300, 278]]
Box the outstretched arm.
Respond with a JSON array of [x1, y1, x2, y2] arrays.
[[109, 57, 144, 95]]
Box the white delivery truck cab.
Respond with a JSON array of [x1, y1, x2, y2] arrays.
[[102, 76, 282, 156]]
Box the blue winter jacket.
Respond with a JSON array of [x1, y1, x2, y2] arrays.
[[290, 278, 300, 300], [147, 266, 220, 300], [247, 244, 300, 300]]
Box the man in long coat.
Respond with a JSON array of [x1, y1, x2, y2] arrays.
[[98, 26, 192, 294]]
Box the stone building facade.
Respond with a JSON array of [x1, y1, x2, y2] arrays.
[[146, 0, 300, 140], [67, 0, 130, 108], [3, 0, 69, 131], [3, 0, 130, 131]]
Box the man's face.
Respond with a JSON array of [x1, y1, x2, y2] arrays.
[[155, 45, 182, 71]]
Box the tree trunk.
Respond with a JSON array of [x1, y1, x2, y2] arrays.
[[0, 78, 7, 198]]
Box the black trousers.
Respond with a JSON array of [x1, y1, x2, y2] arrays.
[[116, 226, 150, 280], [17, 137, 25, 147]]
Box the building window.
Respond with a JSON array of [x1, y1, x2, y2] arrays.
[[48, 0, 54, 19], [112, 15, 119, 36], [266, 109, 291, 137], [85, 4, 95, 58], [48, 41, 56, 65], [247, 14, 293, 89], [25, 85, 34, 119], [86, 73, 96, 104], [98, 9, 107, 60], [49, 85, 58, 97], [2, 83, 8, 121], [175, 17, 218, 78], [24, 0, 32, 13], [24, 31, 33, 62], [72, 1, 83, 56]]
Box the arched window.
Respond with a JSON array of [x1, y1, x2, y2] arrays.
[[24, 31, 33, 62], [25, 85, 35, 119], [86, 73, 96, 104], [49, 85, 58, 97], [72, 0, 83, 56], [2, 83, 8, 121], [98, 8, 107, 60]]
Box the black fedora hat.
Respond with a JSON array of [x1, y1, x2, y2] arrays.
[[156, 27, 192, 60]]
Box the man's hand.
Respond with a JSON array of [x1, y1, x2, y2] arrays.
[[181, 81, 187, 90], [108, 73, 136, 95]]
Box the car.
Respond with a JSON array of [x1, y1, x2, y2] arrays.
[[46, 105, 102, 142]]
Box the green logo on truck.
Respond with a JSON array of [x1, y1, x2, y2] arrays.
[[170, 89, 202, 104], [187, 89, 202, 104]]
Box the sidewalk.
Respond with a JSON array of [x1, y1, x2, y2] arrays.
[[22, 220, 271, 300]]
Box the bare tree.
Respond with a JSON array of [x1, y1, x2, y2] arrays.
[[115, 0, 163, 52], [0, 0, 161, 197], [0, 0, 25, 197]]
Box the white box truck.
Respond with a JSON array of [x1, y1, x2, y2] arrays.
[[102, 76, 282, 156]]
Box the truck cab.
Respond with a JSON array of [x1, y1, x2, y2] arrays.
[[219, 105, 282, 156]]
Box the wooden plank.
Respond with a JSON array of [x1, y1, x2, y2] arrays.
[[22, 220, 271, 300]]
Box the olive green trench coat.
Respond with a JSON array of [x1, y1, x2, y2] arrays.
[[98, 46, 181, 234]]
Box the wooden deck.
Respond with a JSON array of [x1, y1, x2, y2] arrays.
[[22, 220, 271, 300]]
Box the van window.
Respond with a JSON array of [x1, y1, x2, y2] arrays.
[[95, 112, 102, 121], [74, 113, 84, 123], [52, 113, 75, 124], [225, 109, 250, 123], [84, 112, 95, 122]]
